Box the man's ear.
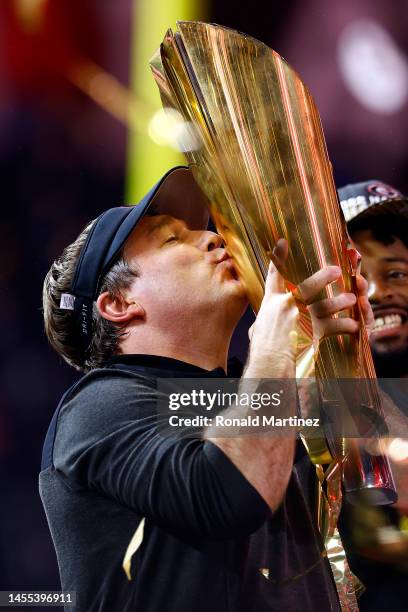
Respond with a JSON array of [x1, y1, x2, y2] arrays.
[[96, 292, 145, 323]]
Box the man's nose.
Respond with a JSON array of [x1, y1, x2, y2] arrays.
[[197, 231, 224, 252], [368, 278, 394, 304]]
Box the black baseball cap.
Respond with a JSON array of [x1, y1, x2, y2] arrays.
[[338, 179, 408, 226], [59, 166, 209, 353]]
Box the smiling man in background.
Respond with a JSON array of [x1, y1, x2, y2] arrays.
[[339, 179, 408, 612], [339, 180, 408, 378]]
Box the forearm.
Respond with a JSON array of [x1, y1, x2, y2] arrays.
[[205, 370, 296, 512], [205, 258, 298, 512], [207, 433, 295, 512]]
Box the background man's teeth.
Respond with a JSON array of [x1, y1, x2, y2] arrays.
[[373, 313, 403, 331]]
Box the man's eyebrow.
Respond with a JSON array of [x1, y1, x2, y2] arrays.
[[145, 216, 187, 237], [145, 217, 173, 237], [382, 257, 408, 264]]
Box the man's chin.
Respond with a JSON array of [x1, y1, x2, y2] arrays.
[[223, 278, 248, 299], [371, 341, 408, 377]]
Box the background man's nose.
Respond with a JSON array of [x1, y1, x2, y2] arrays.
[[368, 278, 395, 304]]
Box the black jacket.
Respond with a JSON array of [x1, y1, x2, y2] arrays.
[[39, 355, 340, 612]]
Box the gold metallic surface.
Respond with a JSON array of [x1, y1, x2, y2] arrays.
[[150, 22, 396, 509], [149, 34, 400, 588], [149, 22, 400, 607], [315, 461, 364, 608]]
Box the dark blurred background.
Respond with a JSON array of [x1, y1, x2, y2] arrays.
[[1, 0, 408, 601]]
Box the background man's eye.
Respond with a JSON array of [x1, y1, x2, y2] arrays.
[[388, 271, 407, 279], [165, 235, 178, 243]]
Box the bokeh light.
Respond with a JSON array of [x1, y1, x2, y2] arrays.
[[337, 18, 408, 115]]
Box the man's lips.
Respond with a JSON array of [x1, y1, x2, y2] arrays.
[[373, 307, 408, 320], [215, 253, 239, 280], [215, 251, 231, 264]]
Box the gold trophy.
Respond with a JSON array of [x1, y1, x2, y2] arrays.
[[150, 22, 397, 607]]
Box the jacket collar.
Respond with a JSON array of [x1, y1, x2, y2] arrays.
[[106, 354, 243, 378]]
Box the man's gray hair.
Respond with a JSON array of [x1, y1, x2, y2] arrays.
[[43, 220, 138, 372]]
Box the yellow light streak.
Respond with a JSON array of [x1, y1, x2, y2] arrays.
[[126, 0, 205, 201]]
